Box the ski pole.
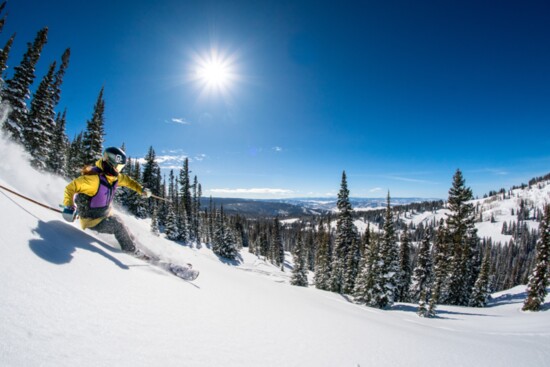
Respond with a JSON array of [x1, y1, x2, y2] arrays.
[[0, 184, 62, 213], [150, 193, 171, 202]]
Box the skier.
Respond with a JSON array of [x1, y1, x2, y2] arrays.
[[61, 146, 152, 256]]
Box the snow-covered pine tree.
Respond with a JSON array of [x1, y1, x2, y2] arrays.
[[330, 171, 359, 294], [2, 27, 48, 143], [141, 146, 161, 215], [469, 249, 492, 307], [177, 200, 189, 243], [375, 191, 400, 308], [0, 33, 15, 85], [81, 87, 105, 165], [522, 205, 550, 312], [417, 289, 429, 317], [179, 158, 192, 224], [291, 234, 309, 287], [314, 219, 332, 289], [150, 206, 160, 237], [444, 169, 479, 306], [191, 175, 201, 244], [24, 61, 56, 170], [164, 203, 180, 241], [409, 229, 432, 302], [396, 228, 412, 302], [345, 233, 361, 294], [156, 174, 168, 229], [207, 196, 215, 247], [158, 169, 177, 229], [428, 220, 448, 316], [65, 132, 84, 178], [213, 206, 238, 260], [272, 216, 285, 270], [46, 110, 69, 175], [0, 1, 5, 32], [353, 235, 381, 306], [125, 158, 147, 218], [50, 48, 70, 108]]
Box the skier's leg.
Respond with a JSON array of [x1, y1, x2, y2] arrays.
[[92, 216, 136, 253]]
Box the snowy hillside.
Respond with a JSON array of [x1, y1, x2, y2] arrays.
[[396, 183, 550, 244], [1, 135, 550, 366]]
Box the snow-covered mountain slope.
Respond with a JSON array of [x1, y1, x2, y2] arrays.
[[396, 182, 550, 243], [1, 135, 550, 367]]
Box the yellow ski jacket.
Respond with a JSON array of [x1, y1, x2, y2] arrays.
[[63, 159, 144, 229]]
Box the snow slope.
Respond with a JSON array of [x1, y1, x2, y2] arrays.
[[1, 135, 550, 367], [397, 183, 550, 244]]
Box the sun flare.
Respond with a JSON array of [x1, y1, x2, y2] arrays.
[[191, 48, 238, 95], [196, 60, 230, 87]]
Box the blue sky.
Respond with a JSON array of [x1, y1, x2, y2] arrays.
[[6, 0, 550, 199]]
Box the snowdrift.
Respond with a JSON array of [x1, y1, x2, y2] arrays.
[[1, 134, 550, 367]]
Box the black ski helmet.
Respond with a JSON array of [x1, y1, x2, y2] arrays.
[[102, 147, 127, 176]]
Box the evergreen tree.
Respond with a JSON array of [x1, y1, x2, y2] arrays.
[[428, 220, 448, 317], [213, 206, 238, 260], [51, 48, 70, 107], [330, 171, 359, 294], [141, 146, 161, 215], [291, 234, 309, 287], [207, 196, 215, 246], [353, 235, 381, 306], [177, 200, 189, 243], [179, 158, 192, 223], [81, 87, 105, 164], [417, 289, 429, 317], [123, 158, 147, 218], [272, 216, 285, 270], [191, 175, 201, 243], [376, 191, 400, 308], [0, 2, 6, 33], [444, 169, 479, 306], [164, 203, 180, 241], [24, 61, 56, 170], [0, 33, 15, 84], [2, 27, 48, 143], [66, 132, 84, 178], [469, 250, 492, 307], [314, 220, 332, 289], [396, 228, 412, 302], [47, 109, 69, 175], [409, 230, 432, 302], [522, 205, 550, 311], [150, 206, 160, 236]]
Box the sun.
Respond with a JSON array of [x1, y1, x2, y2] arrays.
[[196, 60, 230, 88], [191, 48, 238, 95]]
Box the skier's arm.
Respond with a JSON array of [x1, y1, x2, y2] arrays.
[[117, 174, 144, 194], [63, 175, 100, 207]]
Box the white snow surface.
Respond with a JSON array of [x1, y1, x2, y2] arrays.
[[1, 134, 550, 367]]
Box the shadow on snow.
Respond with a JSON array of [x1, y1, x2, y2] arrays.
[[29, 220, 128, 270], [215, 252, 244, 266]]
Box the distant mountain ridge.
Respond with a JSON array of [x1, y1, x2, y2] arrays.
[[201, 197, 441, 217]]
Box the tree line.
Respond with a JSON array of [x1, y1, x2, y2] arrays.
[[220, 169, 549, 314]]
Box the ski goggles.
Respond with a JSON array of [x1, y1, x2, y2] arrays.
[[103, 151, 127, 173]]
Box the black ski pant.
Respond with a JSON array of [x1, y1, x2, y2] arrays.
[[91, 215, 136, 253]]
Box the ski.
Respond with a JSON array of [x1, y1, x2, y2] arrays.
[[133, 249, 199, 281], [159, 261, 200, 281]]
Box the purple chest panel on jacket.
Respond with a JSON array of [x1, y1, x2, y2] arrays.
[[89, 168, 119, 209]]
